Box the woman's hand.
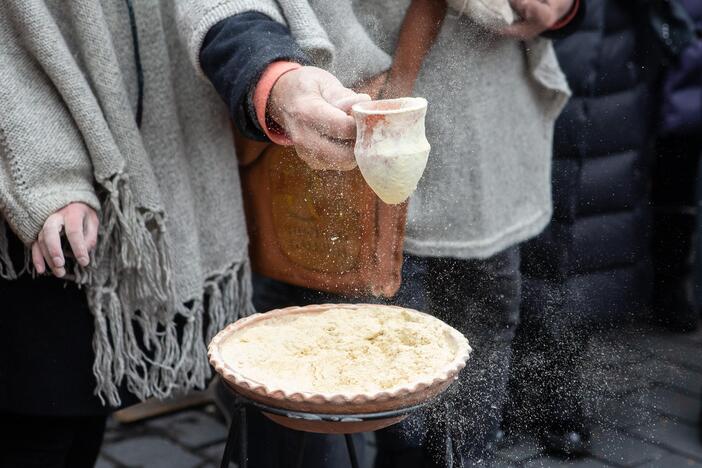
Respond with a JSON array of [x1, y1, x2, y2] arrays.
[[268, 66, 370, 171], [32, 202, 99, 278], [501, 0, 575, 39]]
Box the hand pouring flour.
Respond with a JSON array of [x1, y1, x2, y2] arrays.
[[352, 98, 431, 205]]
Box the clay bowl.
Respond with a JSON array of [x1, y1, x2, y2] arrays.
[[208, 304, 472, 434]]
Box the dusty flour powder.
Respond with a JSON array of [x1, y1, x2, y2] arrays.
[[220, 306, 460, 394]]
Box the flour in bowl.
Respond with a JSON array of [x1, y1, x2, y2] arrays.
[[220, 305, 463, 395]]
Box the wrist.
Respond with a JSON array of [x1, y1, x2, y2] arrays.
[[550, 0, 578, 30], [253, 61, 302, 145]]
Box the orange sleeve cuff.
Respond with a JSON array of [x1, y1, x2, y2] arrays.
[[253, 61, 302, 146], [550, 0, 580, 30]]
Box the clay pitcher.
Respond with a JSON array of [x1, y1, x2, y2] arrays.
[[351, 98, 431, 205]]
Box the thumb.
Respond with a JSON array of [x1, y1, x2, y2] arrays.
[[333, 94, 372, 114]]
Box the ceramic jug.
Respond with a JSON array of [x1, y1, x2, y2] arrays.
[[351, 97, 431, 205]]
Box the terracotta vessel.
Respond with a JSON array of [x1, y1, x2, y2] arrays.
[[209, 303, 471, 433], [352, 98, 431, 205]]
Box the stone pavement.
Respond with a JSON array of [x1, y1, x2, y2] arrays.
[[98, 323, 702, 468]]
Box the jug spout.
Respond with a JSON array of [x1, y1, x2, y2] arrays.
[[352, 97, 431, 205]]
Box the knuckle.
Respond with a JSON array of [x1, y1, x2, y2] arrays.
[[65, 226, 82, 237]]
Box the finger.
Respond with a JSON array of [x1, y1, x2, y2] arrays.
[[510, 0, 550, 22], [300, 97, 358, 140], [31, 242, 46, 274], [38, 233, 58, 276], [84, 210, 99, 252], [509, 0, 530, 17], [42, 215, 66, 277], [332, 93, 371, 114], [500, 21, 542, 39], [294, 127, 357, 171], [518, 0, 555, 26], [319, 77, 362, 106], [65, 209, 89, 267]]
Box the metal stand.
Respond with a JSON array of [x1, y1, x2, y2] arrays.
[[219, 392, 427, 468], [218, 402, 362, 468], [220, 404, 247, 468]]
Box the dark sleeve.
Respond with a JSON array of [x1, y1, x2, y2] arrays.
[[200, 12, 310, 141], [542, 0, 587, 40]]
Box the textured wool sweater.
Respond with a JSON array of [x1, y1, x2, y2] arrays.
[[181, 0, 571, 259]]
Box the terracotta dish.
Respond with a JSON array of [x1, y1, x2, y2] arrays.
[[209, 304, 471, 433]]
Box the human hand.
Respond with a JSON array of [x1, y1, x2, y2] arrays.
[[501, 0, 575, 39], [268, 66, 371, 171], [31, 202, 99, 278]]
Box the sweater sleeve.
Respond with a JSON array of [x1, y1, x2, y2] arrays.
[[200, 12, 310, 140], [0, 23, 99, 245], [175, 0, 286, 75]]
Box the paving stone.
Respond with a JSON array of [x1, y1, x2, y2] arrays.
[[635, 361, 698, 394], [523, 455, 614, 467], [587, 391, 657, 430], [103, 420, 152, 443], [94, 457, 117, 468], [581, 360, 650, 399], [603, 344, 653, 367], [102, 436, 203, 468], [496, 437, 543, 463], [106, 415, 120, 430], [638, 387, 700, 426], [648, 363, 702, 397], [199, 442, 226, 463], [148, 410, 227, 448], [670, 369, 702, 397], [645, 336, 702, 372], [680, 329, 702, 346], [637, 453, 702, 467], [589, 428, 666, 467], [628, 416, 702, 461], [491, 458, 520, 467]]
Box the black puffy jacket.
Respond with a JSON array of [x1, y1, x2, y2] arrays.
[[521, 0, 663, 326]]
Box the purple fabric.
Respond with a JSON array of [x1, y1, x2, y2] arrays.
[[661, 1, 702, 135], [679, 0, 702, 29]]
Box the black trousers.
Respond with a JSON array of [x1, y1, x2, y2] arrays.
[[376, 250, 521, 468], [505, 278, 588, 434], [231, 249, 521, 468], [652, 136, 700, 297], [0, 231, 113, 468], [0, 413, 107, 468]]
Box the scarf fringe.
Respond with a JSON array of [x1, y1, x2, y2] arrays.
[[0, 221, 17, 280], [74, 174, 254, 406], [0, 221, 32, 280]]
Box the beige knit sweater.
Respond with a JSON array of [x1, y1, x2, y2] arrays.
[[210, 0, 571, 259]]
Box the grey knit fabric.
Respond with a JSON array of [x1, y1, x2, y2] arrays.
[[0, 0, 260, 405], [187, 0, 570, 260], [321, 0, 570, 258]]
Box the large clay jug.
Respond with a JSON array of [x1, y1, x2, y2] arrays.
[[352, 98, 431, 205]]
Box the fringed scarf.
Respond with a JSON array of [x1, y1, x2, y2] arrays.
[[0, 0, 253, 406]]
